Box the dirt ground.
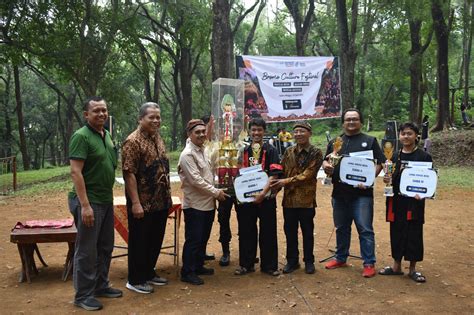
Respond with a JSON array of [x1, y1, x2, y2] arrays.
[[0, 179, 473, 314]]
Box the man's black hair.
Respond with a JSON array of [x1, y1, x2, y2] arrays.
[[248, 117, 266, 130], [83, 96, 105, 111], [341, 107, 364, 124]]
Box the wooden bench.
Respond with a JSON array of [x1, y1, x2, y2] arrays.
[[10, 225, 77, 283]]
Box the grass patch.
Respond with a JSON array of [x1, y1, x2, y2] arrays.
[[437, 166, 474, 189], [0, 166, 70, 189], [17, 179, 72, 196]]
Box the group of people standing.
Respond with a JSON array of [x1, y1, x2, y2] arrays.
[[68, 97, 432, 311]]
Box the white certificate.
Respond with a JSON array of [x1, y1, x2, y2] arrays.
[[234, 168, 269, 203], [407, 161, 433, 168], [339, 156, 376, 187], [349, 150, 374, 159], [399, 167, 437, 199]]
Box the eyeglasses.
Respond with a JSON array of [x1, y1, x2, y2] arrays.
[[344, 118, 360, 122]]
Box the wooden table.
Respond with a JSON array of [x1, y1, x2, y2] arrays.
[[10, 225, 77, 283], [113, 196, 182, 266]]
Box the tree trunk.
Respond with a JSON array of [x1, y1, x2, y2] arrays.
[[408, 19, 422, 123], [431, 0, 450, 131], [462, 1, 473, 107], [1, 68, 13, 158], [13, 65, 30, 170], [336, 0, 358, 110], [179, 47, 193, 144], [358, 0, 373, 108], [211, 0, 233, 80], [243, 0, 267, 55], [283, 0, 315, 56]]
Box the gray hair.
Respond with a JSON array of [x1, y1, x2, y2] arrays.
[[139, 102, 160, 119]]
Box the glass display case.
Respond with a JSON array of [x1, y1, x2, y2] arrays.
[[211, 78, 246, 191]]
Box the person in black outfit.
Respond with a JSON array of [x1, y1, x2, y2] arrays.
[[379, 122, 433, 283], [234, 118, 282, 276]]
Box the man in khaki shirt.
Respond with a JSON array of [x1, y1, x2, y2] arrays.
[[178, 119, 227, 285], [270, 122, 323, 275]]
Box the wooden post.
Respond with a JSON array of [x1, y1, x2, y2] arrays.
[[12, 156, 17, 191]]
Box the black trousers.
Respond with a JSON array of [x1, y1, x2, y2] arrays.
[[217, 196, 235, 246], [283, 207, 316, 265], [128, 208, 168, 285], [236, 198, 278, 271], [390, 220, 424, 262], [181, 208, 215, 276]]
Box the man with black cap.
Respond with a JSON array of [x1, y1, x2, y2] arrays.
[[270, 122, 323, 274], [178, 119, 228, 285]]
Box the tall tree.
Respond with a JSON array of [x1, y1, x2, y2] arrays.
[[461, 0, 473, 107], [407, 2, 433, 125], [211, 0, 262, 80], [12, 64, 30, 170], [431, 0, 451, 131], [283, 0, 315, 56], [336, 0, 358, 110]]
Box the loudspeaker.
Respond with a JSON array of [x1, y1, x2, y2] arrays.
[[384, 120, 398, 140]]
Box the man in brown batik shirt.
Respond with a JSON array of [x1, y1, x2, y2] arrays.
[[122, 102, 172, 294], [270, 122, 323, 275]]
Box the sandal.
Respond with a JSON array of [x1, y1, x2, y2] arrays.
[[379, 266, 404, 276], [234, 266, 254, 276], [262, 269, 280, 276], [409, 271, 426, 283]]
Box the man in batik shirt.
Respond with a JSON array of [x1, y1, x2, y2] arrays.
[[122, 102, 172, 294]]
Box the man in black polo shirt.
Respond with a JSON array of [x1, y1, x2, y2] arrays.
[[68, 97, 122, 311], [322, 108, 384, 278]]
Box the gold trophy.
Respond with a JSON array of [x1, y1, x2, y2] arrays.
[[323, 137, 343, 186], [383, 142, 395, 197]]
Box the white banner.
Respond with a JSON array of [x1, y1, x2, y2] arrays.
[[236, 55, 341, 122], [399, 167, 437, 199], [339, 156, 376, 187]]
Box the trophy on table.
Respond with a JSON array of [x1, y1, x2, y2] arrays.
[[323, 136, 343, 186], [383, 142, 395, 197]]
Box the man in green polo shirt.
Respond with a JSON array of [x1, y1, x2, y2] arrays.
[[68, 96, 122, 311]]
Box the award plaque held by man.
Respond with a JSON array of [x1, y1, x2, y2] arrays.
[[323, 136, 343, 186], [383, 142, 395, 197]]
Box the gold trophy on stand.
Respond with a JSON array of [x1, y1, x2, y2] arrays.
[[323, 137, 343, 186], [383, 142, 395, 197]]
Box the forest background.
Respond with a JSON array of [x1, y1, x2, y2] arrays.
[[0, 0, 472, 171]]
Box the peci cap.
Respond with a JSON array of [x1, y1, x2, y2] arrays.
[[186, 119, 206, 132], [293, 122, 312, 132]]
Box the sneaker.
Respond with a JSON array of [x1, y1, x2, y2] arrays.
[[362, 264, 376, 278], [74, 297, 103, 311], [126, 282, 154, 294], [196, 267, 214, 275], [147, 276, 168, 286], [305, 263, 316, 274], [325, 259, 347, 269], [95, 287, 123, 298], [283, 263, 300, 274], [181, 273, 204, 285]]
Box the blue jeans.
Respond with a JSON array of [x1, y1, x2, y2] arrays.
[[332, 196, 376, 265]]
